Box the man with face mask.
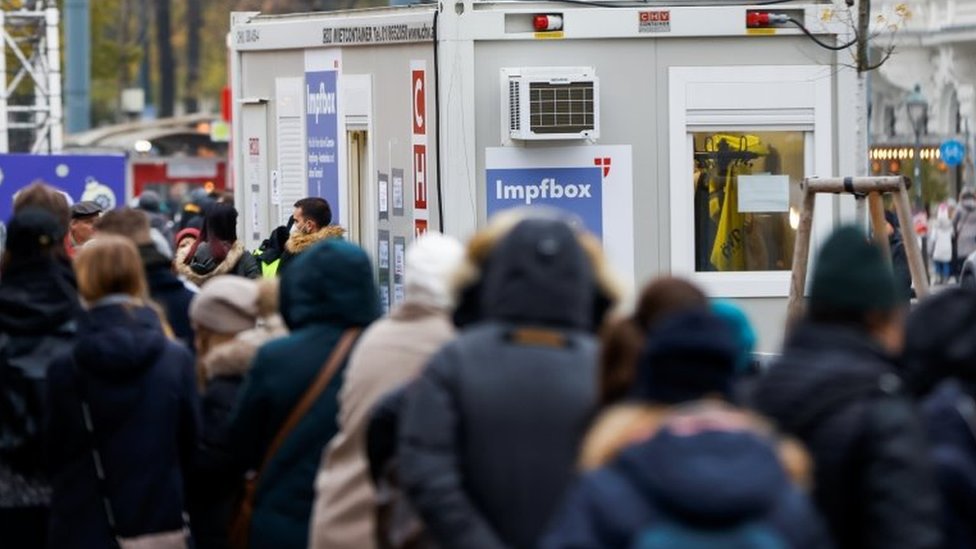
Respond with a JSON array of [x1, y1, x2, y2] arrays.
[[953, 188, 976, 279], [269, 197, 345, 277]]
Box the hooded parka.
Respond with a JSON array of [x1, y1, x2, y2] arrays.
[[226, 239, 380, 549], [44, 301, 199, 548], [398, 218, 608, 549], [540, 407, 832, 549]]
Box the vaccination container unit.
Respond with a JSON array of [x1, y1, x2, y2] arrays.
[[230, 1, 860, 350]]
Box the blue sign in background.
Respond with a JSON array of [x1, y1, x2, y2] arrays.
[[940, 139, 966, 168], [305, 70, 340, 220], [486, 167, 603, 238], [0, 154, 126, 223]]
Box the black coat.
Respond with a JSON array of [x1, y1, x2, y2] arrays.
[[540, 423, 832, 549], [0, 258, 80, 512], [190, 374, 245, 549], [398, 219, 601, 549], [44, 303, 200, 548], [903, 287, 976, 549], [922, 380, 976, 549], [753, 323, 942, 549], [139, 243, 196, 351]]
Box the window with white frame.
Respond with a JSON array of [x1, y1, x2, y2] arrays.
[[669, 66, 833, 297]]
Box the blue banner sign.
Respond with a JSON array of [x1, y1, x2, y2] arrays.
[[486, 166, 604, 238], [0, 153, 126, 223], [305, 69, 340, 212]]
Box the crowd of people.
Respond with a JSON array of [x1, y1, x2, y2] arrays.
[[1, 181, 976, 549]]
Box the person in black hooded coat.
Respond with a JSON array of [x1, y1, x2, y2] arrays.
[[903, 287, 976, 549], [753, 227, 941, 549], [398, 213, 620, 549], [44, 235, 200, 548], [0, 209, 81, 549]]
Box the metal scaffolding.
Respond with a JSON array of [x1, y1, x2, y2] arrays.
[[0, 0, 61, 153]]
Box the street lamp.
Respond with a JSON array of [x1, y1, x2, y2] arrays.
[[906, 84, 928, 208]]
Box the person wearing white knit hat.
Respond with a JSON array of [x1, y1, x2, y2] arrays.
[[309, 232, 464, 549]]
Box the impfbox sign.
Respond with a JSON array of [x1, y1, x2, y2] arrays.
[[485, 145, 635, 281], [639, 10, 671, 33]]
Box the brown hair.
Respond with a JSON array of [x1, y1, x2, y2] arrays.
[[94, 208, 152, 244], [74, 235, 148, 303], [598, 277, 708, 405], [13, 181, 70, 236]]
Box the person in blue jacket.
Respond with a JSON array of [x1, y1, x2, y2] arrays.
[[540, 310, 832, 549], [226, 238, 381, 549]]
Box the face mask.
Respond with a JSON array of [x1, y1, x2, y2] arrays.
[[290, 222, 301, 235]]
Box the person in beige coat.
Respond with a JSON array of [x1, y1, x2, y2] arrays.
[[308, 232, 465, 549]]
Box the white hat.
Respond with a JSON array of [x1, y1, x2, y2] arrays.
[[405, 232, 465, 309]]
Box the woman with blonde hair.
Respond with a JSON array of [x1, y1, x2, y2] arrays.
[[44, 235, 200, 548]]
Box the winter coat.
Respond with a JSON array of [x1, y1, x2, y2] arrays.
[[138, 243, 196, 351], [190, 309, 287, 549], [540, 405, 832, 549], [398, 218, 610, 549], [0, 258, 79, 512], [309, 303, 455, 549], [921, 380, 976, 549], [930, 216, 955, 263], [753, 322, 942, 549], [954, 205, 976, 260], [44, 301, 200, 548], [176, 240, 261, 286], [226, 239, 380, 549], [275, 225, 346, 277]]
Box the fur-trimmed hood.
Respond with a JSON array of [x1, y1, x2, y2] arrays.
[[579, 401, 812, 489], [175, 240, 245, 286], [285, 225, 346, 255], [202, 315, 287, 380], [451, 209, 623, 330]]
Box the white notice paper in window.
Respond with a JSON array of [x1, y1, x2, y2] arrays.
[[737, 175, 790, 213]]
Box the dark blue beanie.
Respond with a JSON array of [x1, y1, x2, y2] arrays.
[[630, 309, 740, 404]]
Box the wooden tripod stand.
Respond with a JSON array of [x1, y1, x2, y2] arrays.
[[787, 176, 929, 323]]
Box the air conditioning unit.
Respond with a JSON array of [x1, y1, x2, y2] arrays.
[[503, 67, 599, 141]]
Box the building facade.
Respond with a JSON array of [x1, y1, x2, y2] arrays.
[[870, 0, 976, 201]]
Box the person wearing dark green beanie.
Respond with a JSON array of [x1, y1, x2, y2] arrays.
[[753, 226, 942, 549]]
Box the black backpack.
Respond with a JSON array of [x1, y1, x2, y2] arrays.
[[0, 322, 76, 473]]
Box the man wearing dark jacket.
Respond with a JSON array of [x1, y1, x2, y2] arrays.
[[398, 215, 619, 549], [753, 226, 942, 549], [94, 209, 196, 350]]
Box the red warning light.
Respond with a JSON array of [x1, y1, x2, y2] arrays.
[[533, 14, 563, 32]]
